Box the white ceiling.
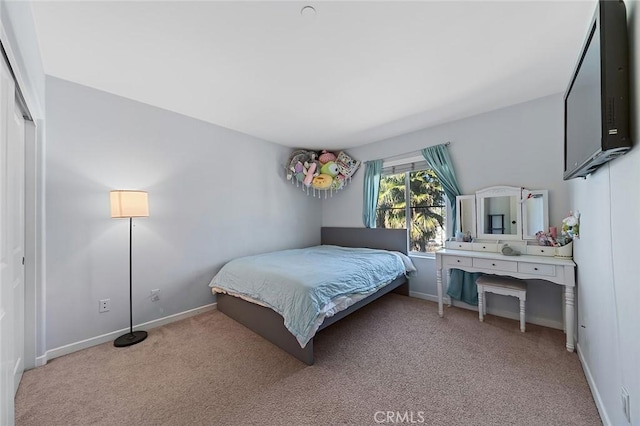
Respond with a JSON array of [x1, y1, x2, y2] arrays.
[[30, 1, 596, 149]]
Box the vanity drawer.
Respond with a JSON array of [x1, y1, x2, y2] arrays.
[[518, 262, 556, 277], [444, 256, 472, 267], [472, 243, 498, 253], [472, 258, 518, 273], [445, 241, 473, 250], [526, 246, 554, 257]]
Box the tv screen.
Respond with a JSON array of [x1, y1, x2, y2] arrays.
[[563, 0, 631, 180]]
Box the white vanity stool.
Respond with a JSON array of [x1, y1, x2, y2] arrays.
[[476, 275, 527, 332]]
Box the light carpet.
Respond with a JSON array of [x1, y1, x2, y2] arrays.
[[16, 295, 600, 425]]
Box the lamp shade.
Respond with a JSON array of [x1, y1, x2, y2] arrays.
[[110, 190, 149, 218]]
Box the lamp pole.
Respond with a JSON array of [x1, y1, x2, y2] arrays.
[[129, 216, 133, 335]]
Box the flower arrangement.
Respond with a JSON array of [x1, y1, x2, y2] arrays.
[[561, 211, 580, 240], [535, 211, 580, 247]]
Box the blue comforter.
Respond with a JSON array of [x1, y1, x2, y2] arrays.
[[209, 245, 408, 348]]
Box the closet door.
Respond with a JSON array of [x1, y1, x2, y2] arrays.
[[9, 91, 26, 394], [0, 52, 25, 426]]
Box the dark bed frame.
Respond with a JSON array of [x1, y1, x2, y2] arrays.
[[216, 227, 410, 365]]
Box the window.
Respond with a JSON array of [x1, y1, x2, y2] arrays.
[[376, 166, 446, 253]]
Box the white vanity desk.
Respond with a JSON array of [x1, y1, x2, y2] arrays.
[[438, 185, 578, 352], [435, 249, 576, 351]]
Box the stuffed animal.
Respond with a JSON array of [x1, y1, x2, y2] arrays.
[[331, 174, 345, 190], [312, 174, 333, 190], [303, 162, 317, 186], [318, 150, 337, 165], [290, 161, 309, 182], [287, 150, 313, 182], [320, 161, 339, 177]]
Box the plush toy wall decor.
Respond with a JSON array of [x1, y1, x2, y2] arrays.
[[285, 149, 360, 198]]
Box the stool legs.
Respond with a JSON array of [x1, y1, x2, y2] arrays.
[[477, 284, 526, 332]]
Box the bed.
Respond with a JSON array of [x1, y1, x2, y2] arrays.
[[209, 227, 411, 365]]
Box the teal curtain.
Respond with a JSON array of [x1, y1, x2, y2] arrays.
[[447, 269, 482, 306], [421, 144, 478, 305], [421, 144, 462, 237], [362, 159, 383, 228]]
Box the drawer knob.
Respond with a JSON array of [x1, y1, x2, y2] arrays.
[[534, 267, 538, 270], [491, 263, 496, 266], [541, 250, 545, 253], [457, 260, 460, 263], [482, 246, 486, 249]]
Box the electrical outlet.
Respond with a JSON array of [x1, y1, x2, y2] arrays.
[[622, 387, 631, 423], [150, 289, 160, 302], [99, 299, 110, 313]]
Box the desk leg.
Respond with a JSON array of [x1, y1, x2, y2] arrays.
[[447, 269, 452, 307], [565, 286, 575, 352], [436, 267, 444, 317]]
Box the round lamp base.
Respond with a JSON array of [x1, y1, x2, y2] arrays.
[[114, 330, 148, 347]]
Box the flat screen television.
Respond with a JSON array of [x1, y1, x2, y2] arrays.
[[564, 0, 632, 180]]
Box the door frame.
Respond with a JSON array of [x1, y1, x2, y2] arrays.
[[23, 119, 37, 369], [0, 30, 42, 371]]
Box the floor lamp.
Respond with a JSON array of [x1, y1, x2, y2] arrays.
[[110, 190, 149, 347]]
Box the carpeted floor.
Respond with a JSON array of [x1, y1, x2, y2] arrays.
[[16, 295, 600, 426]]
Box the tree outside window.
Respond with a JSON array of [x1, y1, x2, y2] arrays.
[[376, 169, 446, 253]]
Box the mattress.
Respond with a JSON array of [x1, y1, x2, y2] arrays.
[[209, 245, 413, 348]]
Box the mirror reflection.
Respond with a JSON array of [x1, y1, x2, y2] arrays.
[[522, 190, 549, 239], [456, 195, 476, 237], [482, 196, 518, 235], [524, 196, 544, 236]]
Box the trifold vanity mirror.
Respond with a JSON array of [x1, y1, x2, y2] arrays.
[[476, 186, 522, 240], [449, 186, 551, 256]]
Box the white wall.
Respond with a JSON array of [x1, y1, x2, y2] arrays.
[[45, 77, 322, 351], [568, 1, 640, 424], [323, 93, 571, 328]]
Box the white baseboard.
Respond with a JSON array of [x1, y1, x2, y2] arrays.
[[577, 343, 611, 426], [38, 303, 217, 365], [35, 354, 46, 367], [409, 291, 563, 330], [409, 290, 441, 303]]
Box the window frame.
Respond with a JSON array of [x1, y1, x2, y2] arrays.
[[376, 162, 449, 257]]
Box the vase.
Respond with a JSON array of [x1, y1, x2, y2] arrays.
[[554, 241, 573, 259]]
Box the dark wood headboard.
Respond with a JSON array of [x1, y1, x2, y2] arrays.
[[320, 227, 408, 255]]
